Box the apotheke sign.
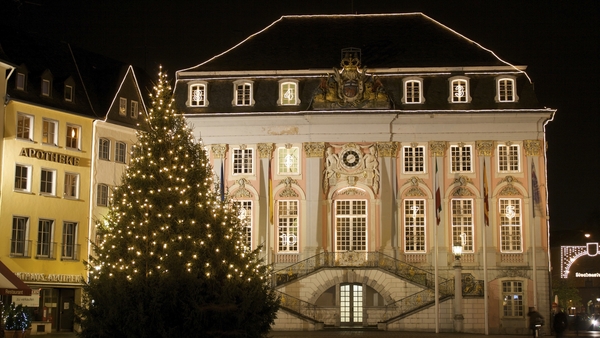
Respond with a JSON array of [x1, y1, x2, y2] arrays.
[[20, 147, 81, 166]]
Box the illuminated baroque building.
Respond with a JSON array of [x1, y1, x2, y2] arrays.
[[0, 27, 147, 333], [174, 13, 555, 334]]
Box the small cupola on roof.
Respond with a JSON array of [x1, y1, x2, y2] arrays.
[[311, 47, 391, 110]]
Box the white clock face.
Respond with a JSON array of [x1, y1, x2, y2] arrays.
[[342, 150, 360, 168]]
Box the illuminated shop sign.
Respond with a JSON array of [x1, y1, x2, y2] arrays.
[[16, 272, 82, 284], [20, 148, 81, 166], [575, 273, 600, 278]]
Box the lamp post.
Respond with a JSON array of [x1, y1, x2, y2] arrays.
[[452, 241, 464, 332]]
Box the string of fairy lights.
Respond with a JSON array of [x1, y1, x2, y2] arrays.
[[88, 67, 266, 284]]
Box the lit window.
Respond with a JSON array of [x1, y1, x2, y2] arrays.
[[42, 79, 51, 96], [335, 200, 367, 252], [449, 77, 470, 103], [278, 146, 299, 175], [11, 216, 29, 257], [130, 100, 138, 118], [498, 143, 520, 172], [451, 199, 473, 252], [14, 164, 31, 192], [66, 124, 81, 150], [16, 73, 25, 90], [450, 144, 472, 173], [17, 113, 33, 141], [98, 138, 110, 160], [37, 219, 54, 258], [497, 78, 517, 102], [233, 81, 253, 106], [42, 119, 58, 145], [500, 199, 522, 252], [97, 184, 109, 207], [189, 83, 208, 107], [502, 281, 523, 317], [115, 142, 127, 163], [40, 168, 56, 195], [279, 81, 299, 106], [119, 97, 127, 116], [403, 145, 425, 173], [62, 222, 78, 260], [64, 172, 79, 199], [232, 147, 253, 175], [403, 79, 423, 104], [404, 199, 426, 252], [234, 200, 252, 248], [64, 85, 73, 102], [278, 200, 298, 252]]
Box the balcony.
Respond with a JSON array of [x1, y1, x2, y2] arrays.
[[9, 239, 32, 258]]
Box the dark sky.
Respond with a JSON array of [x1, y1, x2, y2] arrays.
[[4, 0, 599, 232]]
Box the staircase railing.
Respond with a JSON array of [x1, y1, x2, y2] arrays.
[[274, 290, 324, 323]]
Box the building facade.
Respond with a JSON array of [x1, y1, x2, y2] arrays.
[[174, 13, 555, 334]]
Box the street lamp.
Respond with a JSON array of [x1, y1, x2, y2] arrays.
[[452, 241, 464, 332]]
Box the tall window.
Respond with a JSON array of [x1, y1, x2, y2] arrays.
[[234, 200, 252, 248], [404, 199, 426, 252], [42, 119, 58, 145], [37, 219, 54, 258], [451, 199, 473, 252], [115, 142, 127, 163], [232, 148, 253, 175], [497, 78, 516, 102], [278, 146, 299, 175], [15, 164, 31, 192], [97, 184, 109, 206], [403, 145, 425, 173], [11, 216, 29, 256], [404, 79, 422, 104], [279, 81, 298, 106], [41, 79, 51, 96], [119, 97, 127, 116], [500, 198, 522, 252], [498, 144, 520, 172], [66, 124, 81, 150], [502, 281, 523, 317], [40, 168, 56, 195], [335, 200, 367, 252], [450, 78, 469, 103], [98, 138, 110, 160], [64, 85, 73, 102], [17, 113, 33, 140], [64, 173, 79, 199], [62, 222, 78, 260], [234, 81, 253, 106], [130, 100, 138, 118], [16, 73, 25, 90], [190, 83, 207, 107], [278, 200, 298, 252], [450, 144, 472, 173]]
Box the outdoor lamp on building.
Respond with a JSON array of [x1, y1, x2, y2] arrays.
[[453, 241, 464, 332], [453, 242, 463, 261]]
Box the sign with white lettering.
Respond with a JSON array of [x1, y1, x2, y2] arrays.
[[15, 272, 82, 284], [14, 289, 40, 307]]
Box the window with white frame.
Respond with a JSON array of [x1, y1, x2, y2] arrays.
[[189, 83, 207, 107], [451, 199, 473, 252], [115, 142, 127, 163], [42, 79, 51, 96], [16, 73, 26, 90], [62, 221, 78, 260], [130, 100, 138, 118], [502, 280, 524, 317], [277, 146, 299, 175], [64, 85, 73, 102], [498, 143, 520, 172], [17, 113, 33, 141], [403, 78, 423, 104], [403, 145, 425, 173], [37, 219, 54, 258], [42, 119, 58, 145], [98, 138, 110, 160], [11, 216, 29, 256], [119, 97, 127, 116], [278, 200, 298, 252], [404, 199, 426, 252], [450, 144, 472, 173], [40, 168, 56, 195], [64, 172, 79, 199], [335, 200, 367, 252], [14, 164, 31, 192], [233, 81, 253, 106], [449, 77, 470, 103], [234, 200, 252, 248], [97, 184, 109, 207], [497, 78, 517, 102], [66, 124, 81, 150], [500, 198, 522, 252], [232, 147, 253, 175], [279, 81, 299, 106]]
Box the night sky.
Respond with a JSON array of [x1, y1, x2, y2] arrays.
[[4, 0, 599, 234]]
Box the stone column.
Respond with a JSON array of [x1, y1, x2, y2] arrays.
[[524, 139, 542, 310], [210, 144, 227, 196], [376, 142, 398, 257], [303, 142, 325, 259]]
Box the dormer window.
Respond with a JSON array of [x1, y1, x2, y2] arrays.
[[278, 80, 299, 106], [189, 83, 208, 107], [130, 100, 138, 119], [41, 79, 51, 97], [402, 78, 424, 104], [64, 85, 73, 102], [496, 77, 518, 102], [449, 76, 471, 103], [119, 97, 127, 116], [16, 73, 26, 90], [233, 80, 254, 106]]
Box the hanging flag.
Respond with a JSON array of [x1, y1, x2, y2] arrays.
[[268, 160, 273, 225], [483, 160, 490, 226], [435, 158, 442, 226], [531, 161, 541, 217], [220, 160, 225, 202]]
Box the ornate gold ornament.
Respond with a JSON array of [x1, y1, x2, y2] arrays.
[[257, 143, 274, 158], [232, 178, 253, 198], [524, 139, 542, 156], [279, 177, 299, 197], [429, 141, 447, 157], [303, 142, 325, 158], [376, 142, 399, 157], [211, 144, 227, 159], [323, 143, 380, 194], [476, 140, 494, 156]]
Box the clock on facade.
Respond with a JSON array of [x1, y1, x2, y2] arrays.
[[341, 149, 361, 168]]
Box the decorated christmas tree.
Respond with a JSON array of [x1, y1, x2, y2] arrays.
[[77, 68, 279, 338]]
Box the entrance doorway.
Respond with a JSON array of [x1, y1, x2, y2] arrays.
[[340, 283, 363, 325]]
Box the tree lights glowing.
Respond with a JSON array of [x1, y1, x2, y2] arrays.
[[77, 67, 279, 338]]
